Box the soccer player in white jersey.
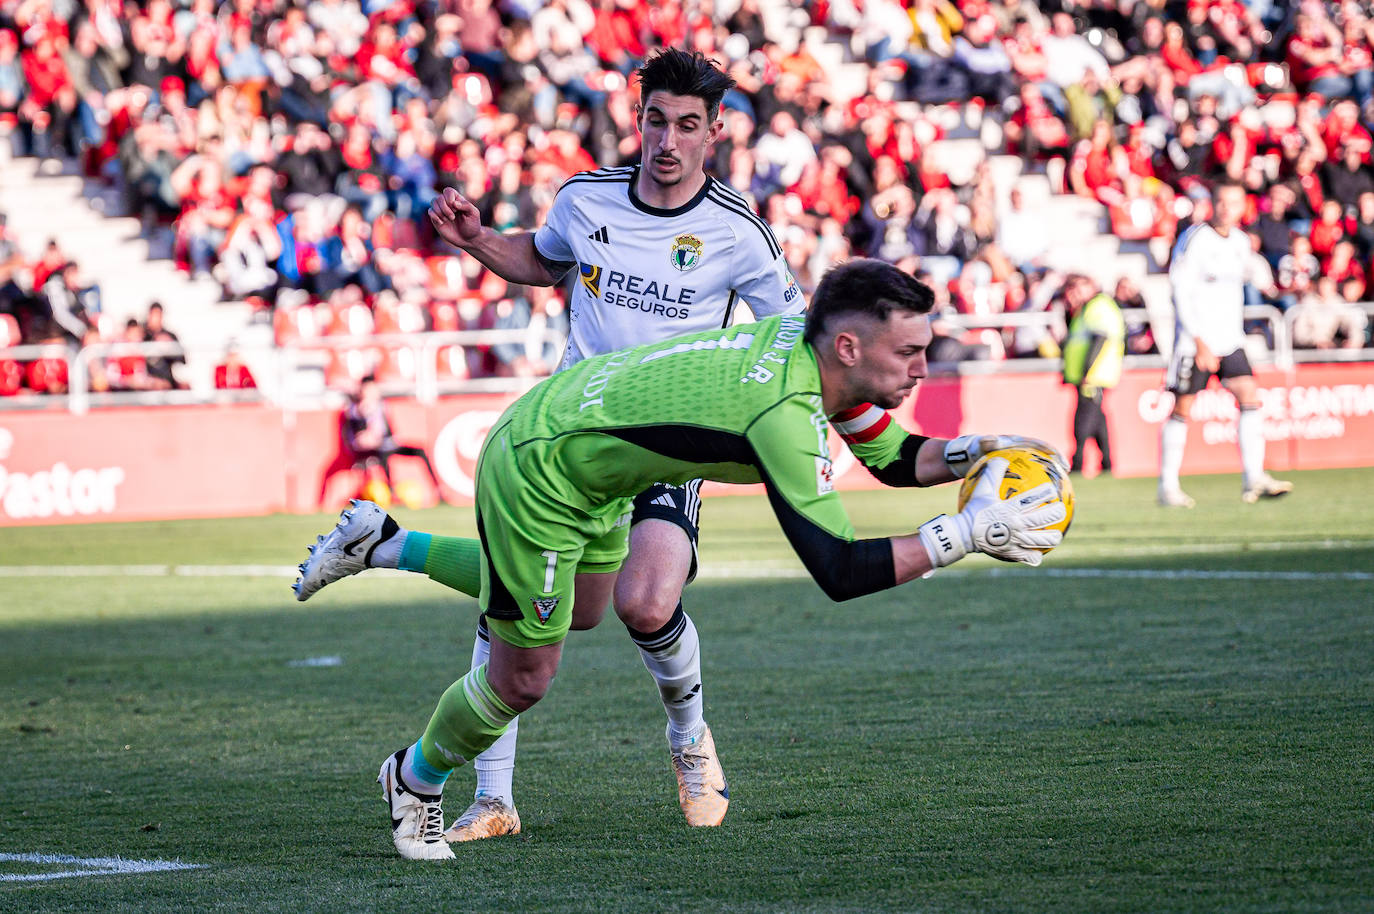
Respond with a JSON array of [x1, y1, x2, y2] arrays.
[[1159, 181, 1293, 507], [295, 49, 803, 839]]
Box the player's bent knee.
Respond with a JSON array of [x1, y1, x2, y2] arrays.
[[612, 583, 681, 632], [487, 668, 553, 712]]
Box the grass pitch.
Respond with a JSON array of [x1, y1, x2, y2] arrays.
[[2, 468, 1372, 913]]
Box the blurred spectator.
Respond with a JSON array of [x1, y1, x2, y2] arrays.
[[143, 303, 186, 390], [1276, 235, 1321, 310], [343, 375, 444, 502], [41, 262, 96, 343], [1291, 276, 1369, 348], [1321, 138, 1374, 209], [214, 345, 258, 389], [1042, 12, 1109, 91], [1325, 238, 1366, 301], [1113, 276, 1158, 354], [1350, 191, 1374, 262], [1253, 183, 1298, 269], [917, 187, 974, 284], [1309, 198, 1347, 261], [222, 196, 283, 299]]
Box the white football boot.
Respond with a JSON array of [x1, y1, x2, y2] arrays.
[[293, 500, 395, 601], [1241, 475, 1293, 503], [378, 749, 455, 860], [1157, 486, 1196, 509]]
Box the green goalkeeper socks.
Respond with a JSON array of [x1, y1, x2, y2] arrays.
[[419, 664, 518, 772], [397, 532, 482, 598]]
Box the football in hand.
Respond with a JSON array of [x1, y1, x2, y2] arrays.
[[956, 446, 1074, 554]]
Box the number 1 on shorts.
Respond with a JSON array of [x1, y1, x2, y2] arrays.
[[540, 549, 557, 594]]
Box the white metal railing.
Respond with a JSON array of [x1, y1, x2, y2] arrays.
[[280, 328, 567, 405]]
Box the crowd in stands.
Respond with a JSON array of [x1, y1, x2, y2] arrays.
[[2, 0, 1372, 398]]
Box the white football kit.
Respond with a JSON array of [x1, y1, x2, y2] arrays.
[[1167, 221, 1260, 359], [533, 165, 805, 369]]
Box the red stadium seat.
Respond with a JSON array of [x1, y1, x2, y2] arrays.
[[0, 359, 22, 395], [328, 301, 375, 337], [374, 297, 428, 335], [431, 300, 460, 332], [325, 346, 381, 389], [26, 355, 69, 394], [274, 304, 324, 345], [435, 344, 470, 381], [426, 255, 464, 300], [374, 345, 420, 384]]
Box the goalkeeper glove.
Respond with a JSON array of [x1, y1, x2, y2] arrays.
[[944, 434, 1068, 478], [917, 457, 1066, 569]]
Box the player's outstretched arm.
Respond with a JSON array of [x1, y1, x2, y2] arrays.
[[834, 404, 1066, 487], [428, 187, 565, 286]]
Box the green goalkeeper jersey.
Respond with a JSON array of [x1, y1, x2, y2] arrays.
[[483, 313, 925, 601]]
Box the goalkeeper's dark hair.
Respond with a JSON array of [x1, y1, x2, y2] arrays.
[[635, 48, 736, 119], [803, 259, 935, 344]]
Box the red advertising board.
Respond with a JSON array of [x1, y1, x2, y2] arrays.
[[2, 364, 1371, 526]]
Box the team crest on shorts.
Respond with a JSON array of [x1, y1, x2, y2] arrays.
[[531, 596, 560, 624], [670, 234, 703, 271]]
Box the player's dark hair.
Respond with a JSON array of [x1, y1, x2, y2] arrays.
[[635, 48, 736, 119], [804, 259, 935, 343]]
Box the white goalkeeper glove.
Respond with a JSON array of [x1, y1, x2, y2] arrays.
[[917, 457, 1067, 569], [944, 433, 1068, 478]]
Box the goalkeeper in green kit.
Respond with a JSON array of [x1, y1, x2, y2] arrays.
[[379, 259, 1069, 859]]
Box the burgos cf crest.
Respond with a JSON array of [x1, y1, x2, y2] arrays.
[[670, 234, 703, 272], [531, 596, 560, 624]]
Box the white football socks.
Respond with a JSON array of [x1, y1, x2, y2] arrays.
[[368, 523, 407, 569], [470, 618, 517, 807], [1238, 406, 1265, 489], [630, 605, 706, 748], [1159, 415, 1188, 491]]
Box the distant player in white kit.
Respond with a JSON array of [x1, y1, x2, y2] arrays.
[[1158, 181, 1292, 507]]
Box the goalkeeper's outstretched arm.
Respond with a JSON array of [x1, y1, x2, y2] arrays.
[[831, 404, 1067, 488], [761, 457, 1066, 601]]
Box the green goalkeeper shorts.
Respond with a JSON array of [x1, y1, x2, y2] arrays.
[[475, 424, 631, 649]]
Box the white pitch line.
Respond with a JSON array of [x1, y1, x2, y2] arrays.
[[0, 852, 205, 882], [987, 568, 1374, 582], [0, 541, 1368, 584]]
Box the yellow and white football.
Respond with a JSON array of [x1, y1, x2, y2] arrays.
[[956, 446, 1074, 554]]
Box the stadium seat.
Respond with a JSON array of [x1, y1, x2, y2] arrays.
[[375, 345, 420, 384], [274, 304, 324, 346], [374, 297, 428, 335], [328, 301, 375, 337], [0, 359, 22, 395], [26, 355, 69, 394], [431, 300, 460, 332], [435, 344, 470, 381], [426, 255, 464, 300], [325, 346, 381, 389]]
